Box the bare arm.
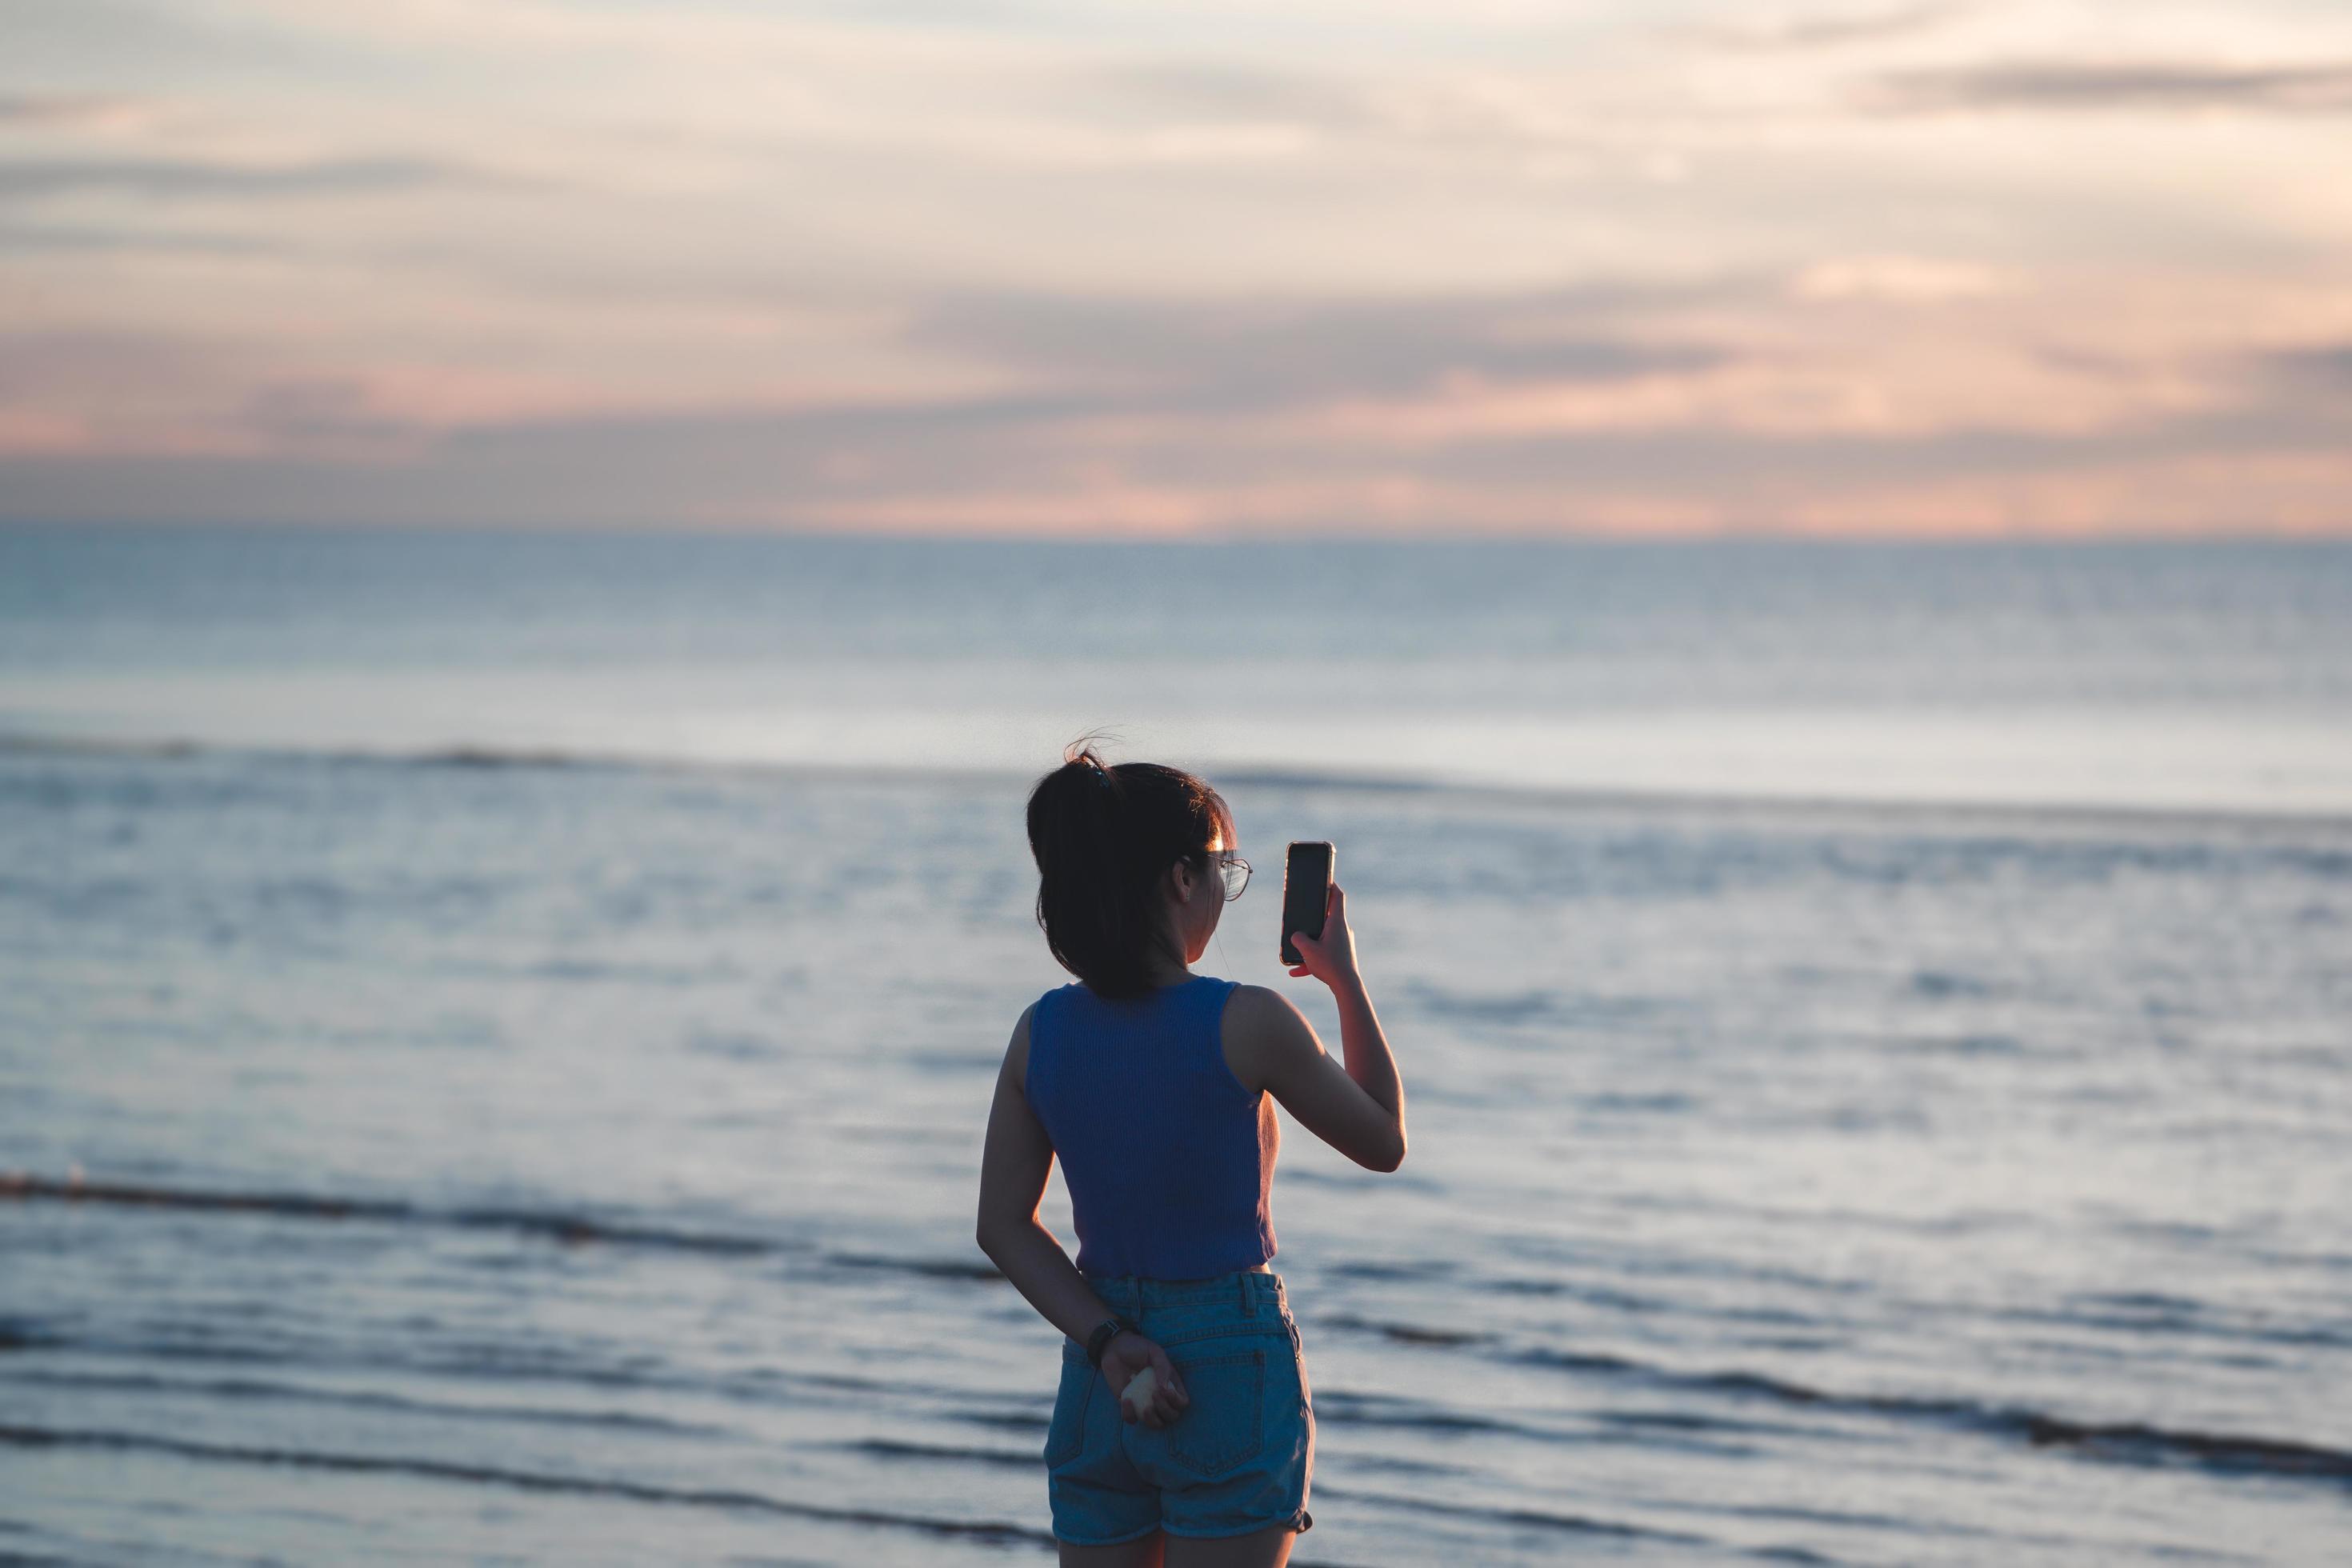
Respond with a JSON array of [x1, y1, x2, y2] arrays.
[[974, 1005, 1190, 1427], [1242, 883, 1406, 1170]]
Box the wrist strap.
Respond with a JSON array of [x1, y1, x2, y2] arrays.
[[1086, 1316, 1131, 1370]]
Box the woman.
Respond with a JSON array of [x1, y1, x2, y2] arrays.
[[977, 745, 1409, 1566]]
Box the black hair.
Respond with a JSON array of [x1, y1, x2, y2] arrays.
[[1026, 737, 1237, 1000]]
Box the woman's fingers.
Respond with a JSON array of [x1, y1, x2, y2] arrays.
[[1152, 1345, 1188, 1410], [1288, 928, 1323, 978], [1110, 1342, 1189, 1430], [1142, 1346, 1178, 1425], [1108, 1346, 1184, 1429]]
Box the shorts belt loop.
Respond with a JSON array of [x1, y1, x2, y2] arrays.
[[1237, 1270, 1249, 1315]]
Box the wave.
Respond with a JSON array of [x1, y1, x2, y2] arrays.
[[0, 1548, 88, 1568], [842, 1432, 1838, 1563], [1306, 1479, 1780, 1556], [1995, 1295, 2352, 1351], [1309, 1387, 1550, 1441], [0, 729, 1426, 791], [1320, 1314, 2351, 1490], [0, 1422, 1054, 1548], [10, 726, 2352, 832], [0, 1321, 55, 1353], [0, 732, 614, 772], [1506, 1344, 2352, 1489], [1400, 981, 1565, 1026], [1319, 1311, 1495, 1347], [0, 1368, 728, 1438], [14, 1171, 2342, 1498], [0, 1422, 1378, 1567], [2, 1172, 1023, 1294], [2, 1324, 907, 1416], [824, 1250, 1006, 1282], [0, 1172, 806, 1259], [844, 1437, 1038, 1470], [1325, 1258, 1456, 1282], [2014, 1413, 2352, 1482]]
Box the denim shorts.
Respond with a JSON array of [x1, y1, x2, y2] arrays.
[[1044, 1267, 1314, 1545]]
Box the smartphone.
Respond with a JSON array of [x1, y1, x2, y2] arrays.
[[1280, 841, 1334, 967]]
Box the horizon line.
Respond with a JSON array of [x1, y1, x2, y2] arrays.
[[5, 517, 2350, 547]]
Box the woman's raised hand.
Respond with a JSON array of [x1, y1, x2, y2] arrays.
[[1099, 1331, 1189, 1429], [1286, 882, 1360, 990]]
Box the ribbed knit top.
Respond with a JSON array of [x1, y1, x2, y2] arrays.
[[1023, 974, 1278, 1279]]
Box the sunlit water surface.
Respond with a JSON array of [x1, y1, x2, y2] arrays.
[[2, 528, 2347, 1565]]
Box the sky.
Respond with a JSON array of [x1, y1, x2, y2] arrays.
[[2, 0, 2349, 538]]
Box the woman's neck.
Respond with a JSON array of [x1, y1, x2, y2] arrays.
[[1138, 940, 1194, 990]]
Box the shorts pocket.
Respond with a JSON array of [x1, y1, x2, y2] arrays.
[[1167, 1346, 1266, 1478], [1044, 1345, 1092, 1468]]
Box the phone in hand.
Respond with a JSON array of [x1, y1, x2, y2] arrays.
[[1280, 841, 1334, 967]]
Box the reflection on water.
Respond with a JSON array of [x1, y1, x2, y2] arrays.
[[1, 530, 2347, 1562], [3, 742, 2348, 1564]]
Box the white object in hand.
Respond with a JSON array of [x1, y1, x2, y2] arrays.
[[1119, 1366, 1158, 1418]]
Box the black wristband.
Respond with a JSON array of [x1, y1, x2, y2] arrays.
[[1085, 1316, 1131, 1370]]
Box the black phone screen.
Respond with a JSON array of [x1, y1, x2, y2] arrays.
[[1281, 841, 1334, 966]]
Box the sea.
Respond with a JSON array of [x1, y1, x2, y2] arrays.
[[1, 524, 2347, 1566]]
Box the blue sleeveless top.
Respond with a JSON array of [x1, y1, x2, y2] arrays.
[[1024, 974, 1278, 1279]]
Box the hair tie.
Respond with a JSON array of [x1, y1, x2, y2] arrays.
[[1092, 764, 1113, 790]]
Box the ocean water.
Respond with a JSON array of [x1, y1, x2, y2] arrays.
[[1, 525, 2348, 1565]]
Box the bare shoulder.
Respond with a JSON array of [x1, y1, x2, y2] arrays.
[[1225, 982, 1308, 1034], [1220, 983, 1317, 1095], [1003, 1000, 1038, 1093]]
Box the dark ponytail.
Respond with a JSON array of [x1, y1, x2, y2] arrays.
[[1027, 738, 1236, 1000]]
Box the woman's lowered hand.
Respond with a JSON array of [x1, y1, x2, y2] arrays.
[[1099, 1330, 1190, 1429]]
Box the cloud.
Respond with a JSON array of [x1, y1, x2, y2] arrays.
[[1862, 59, 2352, 114], [0, 155, 488, 202], [6, 393, 2346, 538], [0, 92, 158, 130], [3, 2, 2348, 536], [0, 218, 287, 255], [1791, 256, 2013, 302], [905, 289, 1729, 411], [8, 271, 2348, 536], [0, 326, 635, 460], [230, 376, 442, 460], [0, 328, 221, 397], [1075, 61, 1374, 130], [2266, 342, 2352, 390], [1693, 3, 1970, 53], [0, 328, 259, 458]]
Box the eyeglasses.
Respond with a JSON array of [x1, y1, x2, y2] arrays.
[[1215, 854, 1251, 902]]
